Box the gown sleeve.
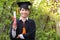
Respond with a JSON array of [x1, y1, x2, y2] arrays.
[[23, 20, 36, 40], [9, 21, 17, 40]]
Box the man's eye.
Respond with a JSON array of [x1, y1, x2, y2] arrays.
[[22, 10, 24, 11]]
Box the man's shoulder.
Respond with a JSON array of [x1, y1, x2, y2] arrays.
[[28, 19, 35, 23], [28, 19, 34, 21], [16, 19, 35, 23]]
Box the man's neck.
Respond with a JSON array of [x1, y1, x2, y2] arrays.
[[20, 16, 28, 22]]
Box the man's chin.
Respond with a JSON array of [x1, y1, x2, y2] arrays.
[[22, 16, 27, 18]]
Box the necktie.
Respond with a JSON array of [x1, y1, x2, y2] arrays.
[[22, 22, 26, 34]]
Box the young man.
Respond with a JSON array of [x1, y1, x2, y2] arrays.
[[10, 1, 36, 40]]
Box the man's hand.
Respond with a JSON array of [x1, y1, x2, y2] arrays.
[[17, 34, 20, 38], [17, 34, 25, 39], [12, 17, 17, 30]]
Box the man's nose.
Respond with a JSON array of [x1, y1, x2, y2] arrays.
[[23, 10, 26, 13]]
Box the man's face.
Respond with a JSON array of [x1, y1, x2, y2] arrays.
[[20, 8, 30, 18]]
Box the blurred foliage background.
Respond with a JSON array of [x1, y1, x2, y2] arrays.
[[0, 0, 60, 40]]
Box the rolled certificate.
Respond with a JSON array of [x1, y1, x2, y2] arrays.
[[13, 11, 16, 18], [13, 11, 17, 30]]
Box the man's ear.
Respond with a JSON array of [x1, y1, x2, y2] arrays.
[[18, 8, 21, 14], [19, 11, 21, 13]]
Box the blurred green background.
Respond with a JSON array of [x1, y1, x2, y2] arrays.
[[0, 0, 60, 40]]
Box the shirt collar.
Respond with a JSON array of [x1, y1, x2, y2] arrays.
[[19, 17, 28, 20]]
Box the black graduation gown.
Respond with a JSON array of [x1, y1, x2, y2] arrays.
[[9, 19, 36, 40]]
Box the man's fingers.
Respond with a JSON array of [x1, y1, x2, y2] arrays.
[[17, 36, 18, 38], [17, 35, 20, 38]]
